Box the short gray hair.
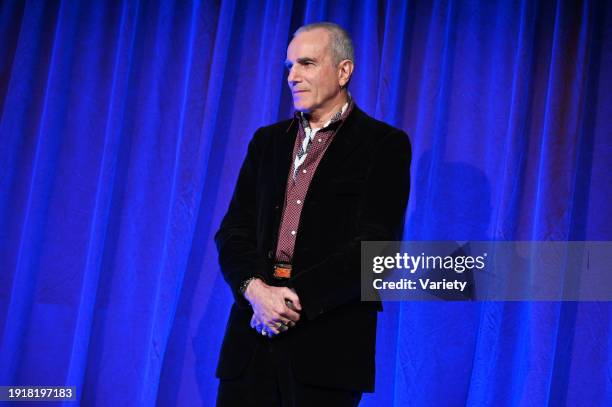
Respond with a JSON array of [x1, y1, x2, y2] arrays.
[[294, 22, 355, 66]]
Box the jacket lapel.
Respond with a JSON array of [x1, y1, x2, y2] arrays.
[[274, 118, 298, 203], [309, 105, 365, 185], [273, 106, 365, 202]]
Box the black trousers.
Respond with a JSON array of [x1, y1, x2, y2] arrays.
[[216, 337, 362, 407]]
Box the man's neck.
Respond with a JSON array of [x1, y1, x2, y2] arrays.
[[306, 92, 349, 129]]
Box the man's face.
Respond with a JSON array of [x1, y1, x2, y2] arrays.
[[285, 29, 341, 114]]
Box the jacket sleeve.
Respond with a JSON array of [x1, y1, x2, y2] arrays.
[[214, 129, 268, 308], [290, 130, 411, 319]]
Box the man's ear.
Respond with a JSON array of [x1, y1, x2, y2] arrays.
[[338, 59, 354, 88]]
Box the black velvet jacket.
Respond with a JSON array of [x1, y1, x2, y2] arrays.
[[215, 105, 411, 392]]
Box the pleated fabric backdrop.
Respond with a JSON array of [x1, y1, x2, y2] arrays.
[[1, 0, 611, 405]]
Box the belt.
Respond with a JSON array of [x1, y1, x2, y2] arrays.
[[273, 263, 292, 279]]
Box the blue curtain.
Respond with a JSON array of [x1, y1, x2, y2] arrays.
[[1, 0, 610, 405]]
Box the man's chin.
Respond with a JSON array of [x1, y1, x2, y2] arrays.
[[292, 101, 312, 113]]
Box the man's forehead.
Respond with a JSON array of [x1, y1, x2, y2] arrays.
[[286, 29, 331, 60]]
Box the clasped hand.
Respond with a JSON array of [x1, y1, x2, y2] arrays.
[[244, 279, 301, 338]]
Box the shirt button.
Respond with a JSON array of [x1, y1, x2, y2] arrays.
[[296, 200, 301, 204], [291, 231, 296, 236], [302, 169, 307, 173], [318, 138, 322, 142]]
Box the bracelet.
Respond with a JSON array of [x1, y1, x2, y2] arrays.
[[239, 276, 260, 297]]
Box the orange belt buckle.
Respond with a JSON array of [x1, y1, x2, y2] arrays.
[[273, 263, 292, 279]]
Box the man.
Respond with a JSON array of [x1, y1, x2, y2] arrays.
[[215, 22, 411, 406]]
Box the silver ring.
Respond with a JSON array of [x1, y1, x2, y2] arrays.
[[261, 330, 267, 336]]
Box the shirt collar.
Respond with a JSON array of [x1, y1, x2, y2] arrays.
[[290, 93, 353, 133]]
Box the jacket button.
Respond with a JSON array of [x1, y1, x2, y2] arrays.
[[274, 205, 280, 210], [267, 250, 273, 259]]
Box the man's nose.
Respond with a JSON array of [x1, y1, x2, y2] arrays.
[[287, 66, 300, 84]]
